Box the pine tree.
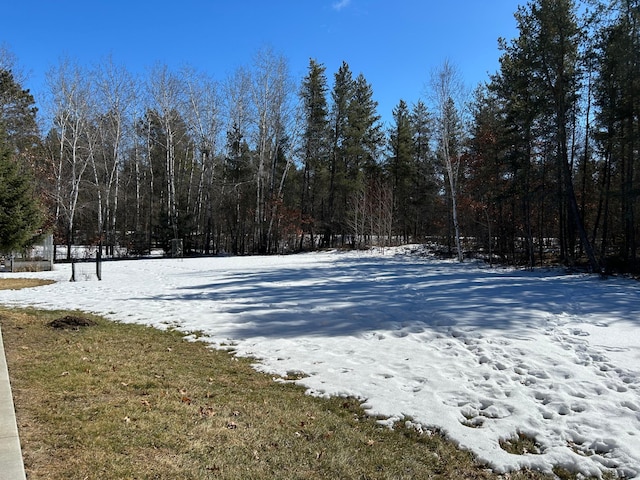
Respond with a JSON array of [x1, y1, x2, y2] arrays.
[[593, 0, 640, 268], [409, 100, 438, 239], [343, 73, 384, 246], [410, 100, 432, 171], [344, 73, 383, 179], [0, 68, 39, 155], [0, 126, 42, 252], [299, 59, 330, 249], [387, 99, 414, 241], [327, 61, 355, 245], [490, 0, 600, 271], [467, 85, 510, 264], [491, 27, 543, 266], [0, 66, 43, 253], [222, 121, 253, 254], [531, 0, 600, 271]]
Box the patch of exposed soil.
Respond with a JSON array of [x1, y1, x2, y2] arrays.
[[48, 315, 97, 329]]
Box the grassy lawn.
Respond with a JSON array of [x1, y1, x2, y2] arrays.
[[0, 278, 574, 479]]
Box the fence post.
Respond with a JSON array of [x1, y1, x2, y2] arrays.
[[96, 246, 102, 281]]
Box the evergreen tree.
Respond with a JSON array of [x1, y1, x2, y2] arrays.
[[410, 100, 432, 171], [467, 85, 512, 264], [593, 0, 640, 268], [299, 59, 330, 249], [409, 100, 439, 239], [0, 68, 39, 155], [327, 61, 354, 245], [0, 66, 44, 253], [344, 73, 384, 179], [222, 121, 253, 254], [0, 126, 42, 252], [387, 99, 414, 241], [488, 0, 600, 271], [343, 73, 384, 246], [491, 26, 544, 266], [529, 0, 599, 270]]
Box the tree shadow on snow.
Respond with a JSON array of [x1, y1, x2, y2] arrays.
[[135, 254, 640, 340]]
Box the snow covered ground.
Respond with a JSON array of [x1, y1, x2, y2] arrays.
[[1, 246, 639, 477]]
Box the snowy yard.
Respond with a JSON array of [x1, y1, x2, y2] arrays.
[[1, 246, 639, 477]]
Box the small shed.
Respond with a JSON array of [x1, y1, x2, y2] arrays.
[[2, 234, 54, 272]]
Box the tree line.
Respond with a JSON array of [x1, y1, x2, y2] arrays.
[[0, 0, 638, 272]]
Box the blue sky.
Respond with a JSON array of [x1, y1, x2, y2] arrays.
[[4, 1, 520, 126]]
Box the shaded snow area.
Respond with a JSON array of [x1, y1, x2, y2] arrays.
[[1, 246, 639, 477]]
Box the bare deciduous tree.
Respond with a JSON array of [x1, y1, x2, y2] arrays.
[[182, 65, 222, 253], [46, 59, 94, 259], [93, 57, 136, 254], [430, 60, 466, 262], [250, 47, 294, 252], [146, 64, 186, 241]]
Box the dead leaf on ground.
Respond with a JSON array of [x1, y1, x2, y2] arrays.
[[199, 406, 216, 418]]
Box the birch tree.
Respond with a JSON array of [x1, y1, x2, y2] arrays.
[[46, 59, 94, 258], [250, 47, 293, 253], [430, 60, 465, 262], [146, 64, 186, 243], [182, 66, 221, 253], [223, 67, 253, 254], [92, 57, 136, 254]]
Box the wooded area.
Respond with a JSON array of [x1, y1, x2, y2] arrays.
[[0, 0, 638, 272]]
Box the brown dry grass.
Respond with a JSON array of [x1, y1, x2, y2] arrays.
[[0, 278, 55, 290], [0, 305, 568, 479]]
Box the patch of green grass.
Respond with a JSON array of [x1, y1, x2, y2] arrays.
[[1, 306, 559, 479], [500, 432, 542, 455]]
